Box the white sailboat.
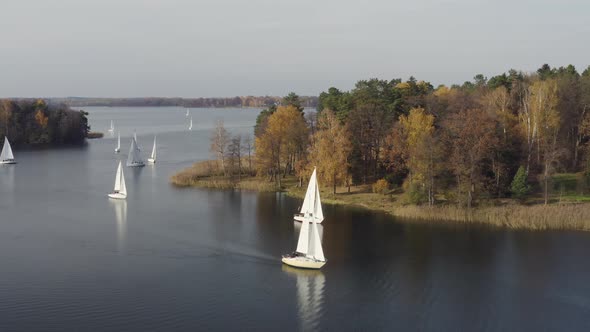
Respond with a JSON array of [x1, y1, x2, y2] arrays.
[[294, 168, 324, 223], [188, 117, 193, 131], [147, 135, 157, 163], [108, 120, 115, 133], [282, 167, 326, 269], [185, 109, 190, 117], [0, 137, 16, 164], [108, 161, 127, 199], [114, 131, 121, 153], [126, 137, 145, 167]]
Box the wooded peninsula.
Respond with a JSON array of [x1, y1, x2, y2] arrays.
[[0, 99, 89, 146], [173, 64, 590, 230]]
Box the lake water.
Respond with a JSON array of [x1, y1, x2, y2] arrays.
[[1, 106, 590, 331]]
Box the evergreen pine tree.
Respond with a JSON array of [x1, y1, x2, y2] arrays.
[[510, 166, 530, 198]]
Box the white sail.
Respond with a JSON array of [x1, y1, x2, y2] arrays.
[[296, 213, 311, 254], [313, 174, 324, 223], [298, 168, 323, 223], [109, 120, 114, 132], [114, 161, 122, 192], [115, 132, 121, 152], [119, 165, 127, 196], [126, 138, 144, 166], [109, 161, 127, 199], [0, 138, 15, 161], [300, 169, 316, 215], [189, 117, 193, 130], [309, 220, 325, 261], [150, 136, 157, 160], [186, 109, 189, 117]]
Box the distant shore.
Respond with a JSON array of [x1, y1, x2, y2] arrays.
[[51, 96, 319, 109], [171, 162, 590, 231]]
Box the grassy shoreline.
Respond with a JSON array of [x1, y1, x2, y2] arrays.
[[171, 163, 590, 231]]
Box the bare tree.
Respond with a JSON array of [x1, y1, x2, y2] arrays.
[[227, 134, 243, 180], [210, 120, 229, 176], [242, 135, 254, 174]]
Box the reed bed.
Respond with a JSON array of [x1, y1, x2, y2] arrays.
[[170, 160, 277, 191], [391, 204, 590, 230]]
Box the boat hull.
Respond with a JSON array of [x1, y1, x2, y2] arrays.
[[281, 256, 326, 269], [147, 158, 156, 164], [108, 193, 127, 200], [115, 149, 120, 153], [127, 162, 145, 167], [0, 160, 17, 164]]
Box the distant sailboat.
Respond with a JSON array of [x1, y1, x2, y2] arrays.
[[133, 130, 141, 151], [185, 109, 190, 117], [115, 132, 121, 153], [0, 137, 16, 164], [282, 167, 326, 269], [188, 117, 193, 131], [147, 135, 157, 163], [294, 168, 324, 223], [108, 161, 127, 199], [126, 137, 145, 167], [108, 120, 115, 133]]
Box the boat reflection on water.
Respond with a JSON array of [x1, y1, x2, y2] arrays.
[[282, 265, 326, 331], [110, 200, 127, 253], [0, 164, 15, 190], [0, 165, 15, 206]]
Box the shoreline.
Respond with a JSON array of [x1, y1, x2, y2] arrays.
[[171, 167, 590, 231]]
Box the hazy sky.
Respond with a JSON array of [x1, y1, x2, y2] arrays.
[[1, 0, 588, 97]]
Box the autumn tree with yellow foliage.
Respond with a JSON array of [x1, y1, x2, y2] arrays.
[[527, 80, 563, 204], [308, 109, 351, 194], [255, 105, 308, 187], [391, 107, 438, 205]]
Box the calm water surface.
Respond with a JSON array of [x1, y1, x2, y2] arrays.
[[1, 107, 590, 331]]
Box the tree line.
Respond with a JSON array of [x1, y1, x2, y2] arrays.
[[0, 99, 89, 146], [54, 95, 319, 109], [250, 64, 590, 207]]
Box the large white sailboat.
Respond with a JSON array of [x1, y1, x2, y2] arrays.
[[115, 132, 121, 153], [282, 168, 326, 269], [108, 161, 127, 199], [147, 135, 157, 164], [188, 117, 193, 131], [108, 120, 115, 133], [126, 137, 145, 167], [0, 137, 16, 164], [294, 168, 324, 223]]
